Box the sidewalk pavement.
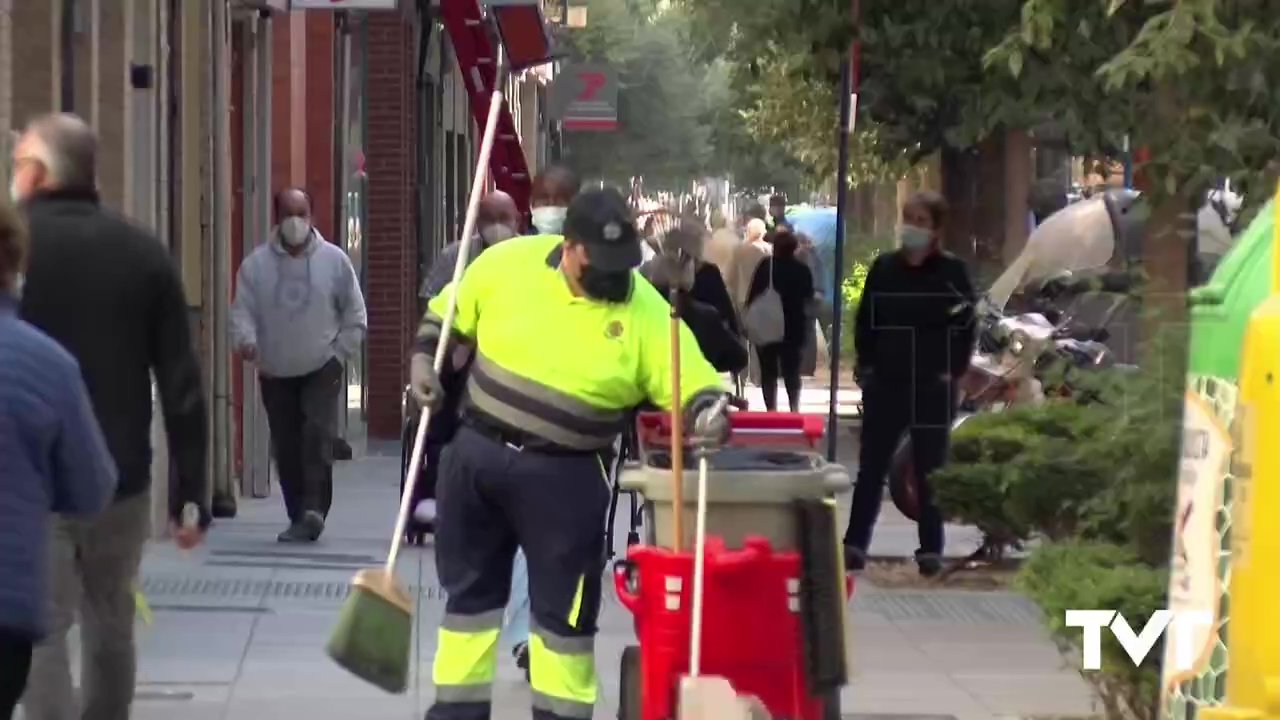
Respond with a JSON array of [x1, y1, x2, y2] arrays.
[[737, 375, 863, 419], [108, 451, 1093, 720]]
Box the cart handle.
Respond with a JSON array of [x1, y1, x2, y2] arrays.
[[612, 560, 641, 613]]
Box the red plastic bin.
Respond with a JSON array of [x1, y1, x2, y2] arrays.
[[634, 410, 826, 451], [614, 535, 851, 720]]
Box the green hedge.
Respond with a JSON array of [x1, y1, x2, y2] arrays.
[[1015, 542, 1168, 720], [931, 352, 1182, 719]]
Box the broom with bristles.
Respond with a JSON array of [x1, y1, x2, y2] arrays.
[[325, 53, 509, 695]]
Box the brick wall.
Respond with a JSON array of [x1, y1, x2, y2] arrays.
[[364, 8, 416, 440]]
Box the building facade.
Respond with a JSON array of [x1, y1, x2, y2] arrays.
[[362, 0, 553, 440], [0, 0, 552, 519]]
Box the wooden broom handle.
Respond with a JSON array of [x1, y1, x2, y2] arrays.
[[669, 294, 684, 553]]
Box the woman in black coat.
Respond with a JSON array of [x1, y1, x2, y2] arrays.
[[746, 230, 814, 412], [641, 224, 748, 376]]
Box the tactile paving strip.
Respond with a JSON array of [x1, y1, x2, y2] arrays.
[[852, 590, 1042, 625], [142, 574, 1040, 625], [140, 576, 447, 602], [844, 715, 957, 720]]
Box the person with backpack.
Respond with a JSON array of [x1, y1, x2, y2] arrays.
[[743, 230, 813, 412]]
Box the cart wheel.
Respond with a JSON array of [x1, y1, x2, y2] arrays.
[[618, 646, 641, 720], [822, 690, 841, 720]]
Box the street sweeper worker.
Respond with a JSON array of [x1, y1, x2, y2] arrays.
[[410, 186, 730, 720]]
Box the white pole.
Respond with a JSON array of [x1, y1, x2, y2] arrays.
[[386, 49, 508, 573]]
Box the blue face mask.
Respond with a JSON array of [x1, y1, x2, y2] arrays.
[[900, 224, 932, 251]]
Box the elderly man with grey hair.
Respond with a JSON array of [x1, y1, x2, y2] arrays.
[[13, 113, 210, 720]]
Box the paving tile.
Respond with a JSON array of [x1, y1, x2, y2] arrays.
[[913, 641, 1070, 674], [893, 620, 1053, 646], [952, 672, 1097, 717], [126, 452, 1096, 720], [839, 680, 992, 719]]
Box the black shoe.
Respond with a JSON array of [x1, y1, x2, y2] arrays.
[[333, 437, 354, 461], [916, 552, 943, 578], [300, 510, 325, 541], [843, 546, 866, 572], [277, 523, 312, 543], [513, 642, 529, 681], [212, 493, 237, 519]]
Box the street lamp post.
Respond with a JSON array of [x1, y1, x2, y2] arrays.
[[826, 0, 859, 462]]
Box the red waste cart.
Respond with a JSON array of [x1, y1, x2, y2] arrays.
[[613, 411, 852, 720]]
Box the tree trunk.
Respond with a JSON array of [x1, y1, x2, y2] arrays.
[[1136, 82, 1192, 366], [1002, 128, 1033, 265], [1139, 196, 1192, 359], [940, 146, 978, 266]]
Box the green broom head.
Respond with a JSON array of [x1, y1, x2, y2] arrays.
[[326, 568, 414, 694]]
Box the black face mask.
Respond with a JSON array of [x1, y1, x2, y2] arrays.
[[579, 264, 632, 303]]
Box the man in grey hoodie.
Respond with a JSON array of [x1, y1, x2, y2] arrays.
[[231, 187, 367, 542]]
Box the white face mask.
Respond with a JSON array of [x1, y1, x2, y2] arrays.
[[280, 216, 312, 247], [480, 224, 515, 245], [531, 206, 567, 234]]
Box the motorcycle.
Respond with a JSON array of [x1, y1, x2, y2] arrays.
[[885, 189, 1144, 524]]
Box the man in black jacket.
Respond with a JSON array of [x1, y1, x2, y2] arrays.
[[845, 191, 976, 577], [13, 113, 209, 720]]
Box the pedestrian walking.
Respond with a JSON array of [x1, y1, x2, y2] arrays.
[[0, 202, 118, 720], [729, 217, 771, 314], [844, 191, 977, 577], [530, 166, 578, 235], [641, 220, 747, 374], [230, 186, 367, 543], [502, 168, 583, 679], [767, 193, 790, 230], [745, 230, 814, 412], [12, 113, 210, 720], [411, 190, 526, 531], [704, 209, 739, 286], [411, 187, 730, 720], [795, 233, 826, 376]]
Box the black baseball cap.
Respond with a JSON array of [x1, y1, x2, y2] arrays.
[[563, 187, 643, 272]]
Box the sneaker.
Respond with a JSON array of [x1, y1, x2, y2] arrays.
[[513, 641, 529, 681], [916, 551, 943, 578], [300, 510, 325, 542]]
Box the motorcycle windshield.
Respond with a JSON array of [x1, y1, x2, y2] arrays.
[[986, 195, 1122, 310]]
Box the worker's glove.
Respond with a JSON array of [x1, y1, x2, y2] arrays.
[[683, 391, 732, 452], [409, 353, 445, 413]]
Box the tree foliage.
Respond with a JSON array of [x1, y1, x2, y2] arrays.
[[555, 0, 804, 190], [989, 0, 1280, 202], [677, 0, 1280, 206], [557, 0, 710, 186]]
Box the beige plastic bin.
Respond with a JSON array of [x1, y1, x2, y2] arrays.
[[618, 453, 851, 551]]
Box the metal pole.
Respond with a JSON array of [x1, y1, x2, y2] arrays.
[[1122, 134, 1133, 189], [826, 0, 858, 462], [211, 0, 231, 511]]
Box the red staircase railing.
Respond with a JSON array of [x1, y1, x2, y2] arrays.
[[438, 0, 533, 216]]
